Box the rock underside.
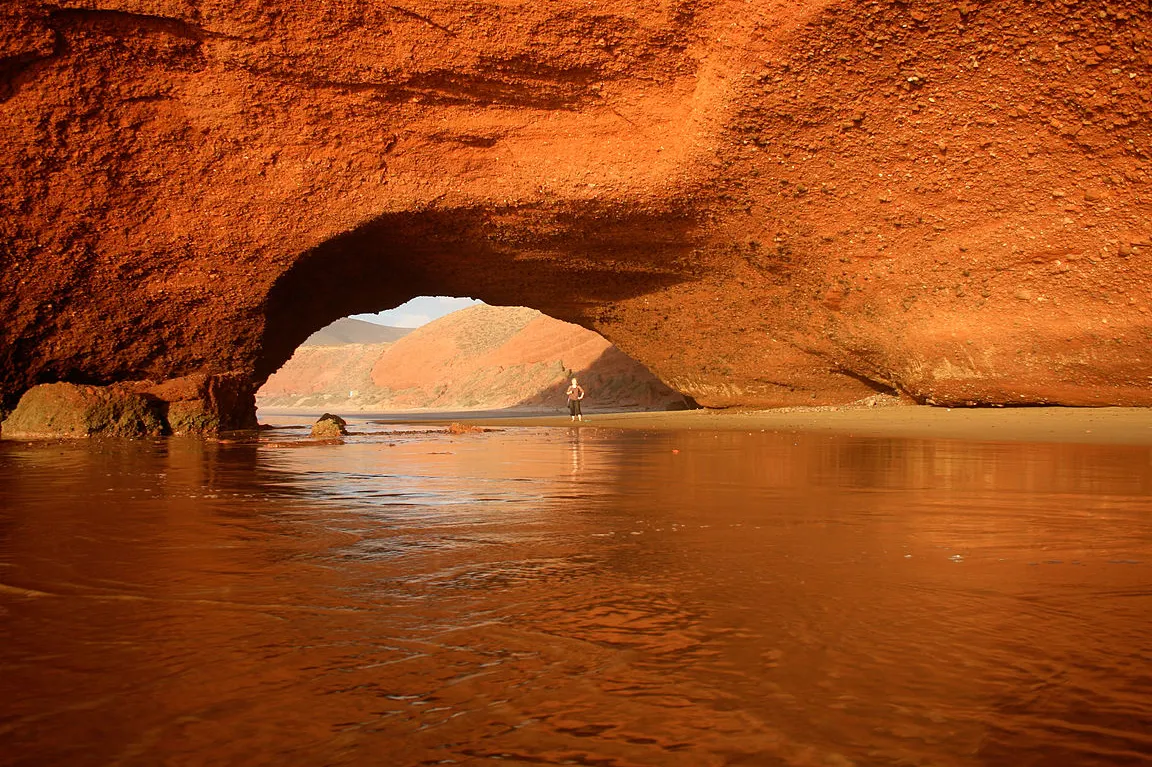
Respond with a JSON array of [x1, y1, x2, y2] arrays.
[[2, 0, 1151, 435]]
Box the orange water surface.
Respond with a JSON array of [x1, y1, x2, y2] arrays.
[[1, 422, 1150, 766]]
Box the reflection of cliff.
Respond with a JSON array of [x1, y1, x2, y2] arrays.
[[257, 306, 687, 411]]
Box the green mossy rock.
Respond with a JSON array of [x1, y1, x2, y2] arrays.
[[1, 383, 164, 438], [311, 413, 348, 438]]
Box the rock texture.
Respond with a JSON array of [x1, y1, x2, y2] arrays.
[[257, 305, 689, 412], [310, 412, 348, 438], [1, 382, 165, 438], [2, 0, 1151, 424], [145, 372, 258, 434], [1, 372, 255, 437]]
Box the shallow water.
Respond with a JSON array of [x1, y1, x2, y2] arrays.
[[1, 421, 1150, 766]]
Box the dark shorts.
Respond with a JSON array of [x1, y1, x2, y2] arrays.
[[568, 399, 582, 416]]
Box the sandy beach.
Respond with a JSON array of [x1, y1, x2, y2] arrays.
[[350, 405, 1152, 446]]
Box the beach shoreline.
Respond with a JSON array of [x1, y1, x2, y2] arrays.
[[259, 405, 1152, 446]]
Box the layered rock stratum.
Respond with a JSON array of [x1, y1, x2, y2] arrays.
[[257, 305, 688, 412], [2, 0, 1151, 430]]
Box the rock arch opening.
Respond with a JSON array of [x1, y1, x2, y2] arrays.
[[257, 204, 699, 385], [257, 296, 695, 415], [255, 203, 701, 415]]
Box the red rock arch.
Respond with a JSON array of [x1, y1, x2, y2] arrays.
[[257, 204, 698, 386], [3, 0, 1152, 432]]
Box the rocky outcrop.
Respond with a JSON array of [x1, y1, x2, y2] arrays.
[[2, 0, 1150, 420], [1, 382, 165, 438], [145, 372, 258, 435], [1, 373, 255, 438], [310, 413, 347, 438]]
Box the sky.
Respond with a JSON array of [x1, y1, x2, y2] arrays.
[[351, 296, 483, 328]]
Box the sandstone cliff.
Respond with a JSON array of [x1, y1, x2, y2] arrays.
[[257, 305, 687, 412], [2, 0, 1150, 425], [257, 342, 396, 410]]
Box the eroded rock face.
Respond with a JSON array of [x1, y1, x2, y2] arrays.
[[1, 382, 165, 438], [146, 372, 258, 435], [2, 0, 1150, 420], [0, 373, 256, 438]]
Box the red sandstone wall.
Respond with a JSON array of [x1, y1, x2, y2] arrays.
[[1, 0, 1150, 415]]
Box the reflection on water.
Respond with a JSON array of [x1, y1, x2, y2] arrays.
[[1, 424, 1150, 766]]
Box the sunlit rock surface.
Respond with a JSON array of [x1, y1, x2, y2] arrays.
[[2, 0, 1151, 425], [310, 412, 348, 438]]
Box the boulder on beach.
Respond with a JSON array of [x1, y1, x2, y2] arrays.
[[0, 373, 258, 439], [311, 413, 348, 438], [1, 382, 165, 439]]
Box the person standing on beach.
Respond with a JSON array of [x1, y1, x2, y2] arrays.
[[566, 377, 586, 422]]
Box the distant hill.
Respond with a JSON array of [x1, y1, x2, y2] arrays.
[[301, 318, 412, 346], [257, 306, 689, 412], [259, 343, 393, 405], [368, 305, 685, 411]]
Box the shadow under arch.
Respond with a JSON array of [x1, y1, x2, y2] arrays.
[[257, 201, 701, 385], [516, 345, 697, 412]]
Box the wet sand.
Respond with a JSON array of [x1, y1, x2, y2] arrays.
[[360, 405, 1152, 446]]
